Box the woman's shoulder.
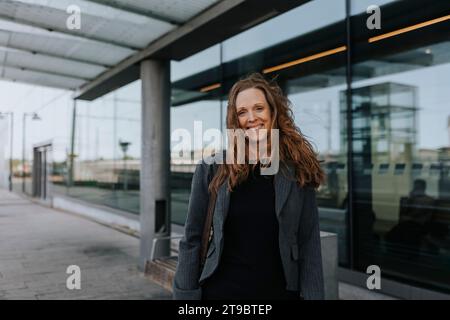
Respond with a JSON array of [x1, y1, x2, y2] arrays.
[[281, 160, 318, 191], [192, 152, 224, 182]]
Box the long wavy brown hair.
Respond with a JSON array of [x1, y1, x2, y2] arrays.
[[209, 73, 325, 195]]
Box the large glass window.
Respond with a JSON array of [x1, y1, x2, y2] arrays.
[[168, 0, 450, 294], [12, 89, 73, 197], [281, 0, 349, 266], [171, 0, 350, 265], [0, 119, 9, 189], [350, 0, 450, 292], [65, 80, 141, 214], [171, 44, 222, 225], [222, 0, 346, 62], [170, 100, 222, 225], [288, 83, 349, 266]]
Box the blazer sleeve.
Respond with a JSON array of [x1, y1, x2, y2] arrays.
[[172, 161, 211, 300], [298, 187, 325, 300]]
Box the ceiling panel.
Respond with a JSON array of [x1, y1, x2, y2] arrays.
[[0, 0, 176, 49], [98, 0, 221, 23], [2, 65, 86, 89], [0, 47, 106, 79], [0, 28, 135, 66], [0, 0, 226, 91]]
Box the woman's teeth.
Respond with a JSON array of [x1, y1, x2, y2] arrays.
[[247, 124, 264, 130]]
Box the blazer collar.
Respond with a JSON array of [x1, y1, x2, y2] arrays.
[[215, 162, 294, 224]]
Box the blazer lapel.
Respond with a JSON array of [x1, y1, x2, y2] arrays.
[[215, 181, 230, 229], [274, 164, 294, 217]]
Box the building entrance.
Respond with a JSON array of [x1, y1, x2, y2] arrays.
[[32, 142, 52, 200]]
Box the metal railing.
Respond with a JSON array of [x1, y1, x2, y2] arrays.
[[150, 235, 184, 261]]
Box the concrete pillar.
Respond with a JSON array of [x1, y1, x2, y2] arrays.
[[320, 231, 339, 300], [140, 59, 171, 270]]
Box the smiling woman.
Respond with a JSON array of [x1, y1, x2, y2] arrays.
[[173, 73, 326, 300]]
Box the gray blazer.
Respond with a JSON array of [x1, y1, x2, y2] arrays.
[[173, 159, 325, 300]]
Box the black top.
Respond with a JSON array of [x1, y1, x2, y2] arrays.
[[201, 164, 298, 300]]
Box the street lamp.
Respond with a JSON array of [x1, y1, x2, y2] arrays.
[[0, 111, 14, 192], [119, 139, 131, 191], [22, 112, 41, 193]]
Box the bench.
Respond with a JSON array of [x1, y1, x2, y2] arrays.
[[145, 235, 182, 292], [146, 256, 178, 292]]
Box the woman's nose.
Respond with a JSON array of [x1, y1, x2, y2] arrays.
[[248, 111, 256, 121]]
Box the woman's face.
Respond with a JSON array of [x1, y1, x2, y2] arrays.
[[235, 87, 272, 142]]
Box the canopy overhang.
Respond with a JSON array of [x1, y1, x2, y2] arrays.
[[0, 0, 310, 100]]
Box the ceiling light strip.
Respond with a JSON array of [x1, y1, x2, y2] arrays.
[[369, 14, 450, 43], [262, 46, 347, 74], [200, 83, 221, 92]]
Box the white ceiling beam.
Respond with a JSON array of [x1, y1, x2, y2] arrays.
[[84, 0, 182, 25], [0, 1, 141, 50]]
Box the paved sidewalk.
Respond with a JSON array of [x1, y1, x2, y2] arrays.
[[0, 189, 172, 300]]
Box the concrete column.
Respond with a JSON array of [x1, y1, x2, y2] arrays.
[[140, 59, 171, 270], [320, 231, 339, 300]]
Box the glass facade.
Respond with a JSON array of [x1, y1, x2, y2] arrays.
[[170, 0, 450, 293], [170, 100, 222, 225], [349, 0, 450, 292], [0, 119, 9, 189], [10, 89, 73, 197], [170, 43, 222, 225], [60, 80, 142, 214]]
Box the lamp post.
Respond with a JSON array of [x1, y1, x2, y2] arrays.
[[22, 112, 41, 193], [119, 140, 131, 191], [0, 111, 13, 192]]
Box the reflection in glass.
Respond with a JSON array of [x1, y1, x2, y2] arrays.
[[168, 0, 450, 294], [170, 100, 222, 225], [56, 81, 142, 214], [350, 17, 450, 290]]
